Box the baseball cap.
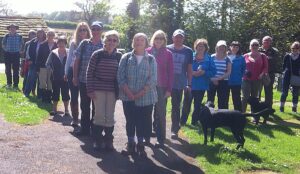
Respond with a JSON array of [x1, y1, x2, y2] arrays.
[[173, 29, 185, 37], [216, 40, 227, 47], [91, 21, 103, 29]]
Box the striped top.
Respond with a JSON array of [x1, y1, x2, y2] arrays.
[[86, 49, 121, 94], [212, 55, 231, 80]]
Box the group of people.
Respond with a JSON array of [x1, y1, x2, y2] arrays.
[[2, 21, 300, 158]]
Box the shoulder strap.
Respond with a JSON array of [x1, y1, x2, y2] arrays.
[[289, 56, 293, 75]]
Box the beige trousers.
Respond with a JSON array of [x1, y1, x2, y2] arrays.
[[38, 68, 52, 90], [93, 91, 116, 127]]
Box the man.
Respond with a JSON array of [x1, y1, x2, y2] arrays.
[[259, 36, 280, 108], [2, 24, 23, 88], [73, 21, 104, 136], [167, 29, 193, 138]]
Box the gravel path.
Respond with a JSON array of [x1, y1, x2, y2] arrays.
[[0, 101, 204, 174]]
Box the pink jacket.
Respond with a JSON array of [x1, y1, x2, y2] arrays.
[[146, 47, 174, 92], [243, 53, 269, 81]]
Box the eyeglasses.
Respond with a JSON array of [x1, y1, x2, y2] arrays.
[[292, 47, 299, 50], [107, 38, 118, 43], [79, 29, 88, 32], [91, 28, 101, 31], [155, 37, 164, 41], [251, 44, 259, 47]]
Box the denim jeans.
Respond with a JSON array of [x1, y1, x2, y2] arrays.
[[171, 89, 183, 134], [122, 101, 153, 141], [24, 64, 37, 96], [280, 72, 299, 104], [207, 80, 230, 109], [4, 52, 20, 86], [153, 87, 168, 143], [67, 67, 79, 105], [79, 82, 95, 134], [180, 90, 193, 125]]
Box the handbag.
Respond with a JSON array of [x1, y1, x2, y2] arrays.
[[289, 58, 300, 86]]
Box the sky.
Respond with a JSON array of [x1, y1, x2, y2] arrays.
[[4, 0, 131, 15]]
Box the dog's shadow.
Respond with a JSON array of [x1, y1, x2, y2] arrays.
[[189, 142, 262, 165]]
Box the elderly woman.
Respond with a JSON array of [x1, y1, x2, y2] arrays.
[[241, 39, 268, 112], [46, 36, 70, 116], [280, 41, 300, 113], [86, 30, 122, 151], [118, 33, 157, 157], [36, 29, 57, 103], [190, 39, 216, 124], [228, 41, 246, 111], [207, 40, 232, 109], [146, 30, 173, 148], [65, 22, 91, 128]]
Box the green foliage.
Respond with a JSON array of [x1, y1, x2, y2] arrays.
[[46, 20, 77, 29], [0, 74, 51, 125]]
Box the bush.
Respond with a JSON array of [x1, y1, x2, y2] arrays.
[[46, 20, 77, 29]]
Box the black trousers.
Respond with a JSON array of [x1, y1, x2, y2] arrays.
[[260, 73, 275, 108], [191, 90, 206, 124], [52, 80, 70, 102], [4, 52, 20, 86], [207, 80, 230, 109], [79, 82, 95, 134], [229, 85, 242, 111], [122, 101, 153, 140]]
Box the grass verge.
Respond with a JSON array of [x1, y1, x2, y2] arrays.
[[0, 73, 51, 125], [167, 90, 300, 174]]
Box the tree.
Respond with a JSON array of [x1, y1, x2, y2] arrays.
[[0, 0, 14, 16], [126, 0, 140, 49], [75, 0, 111, 25]]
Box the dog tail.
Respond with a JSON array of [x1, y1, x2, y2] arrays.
[[243, 108, 275, 117]]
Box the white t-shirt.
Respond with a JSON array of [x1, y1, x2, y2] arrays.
[[136, 55, 143, 65]]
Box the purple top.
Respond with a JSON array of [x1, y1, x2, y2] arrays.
[[146, 47, 174, 92]]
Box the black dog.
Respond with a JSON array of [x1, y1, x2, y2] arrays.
[[195, 104, 270, 149], [247, 97, 275, 125]]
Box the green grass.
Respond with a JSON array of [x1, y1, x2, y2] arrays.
[[0, 73, 51, 125], [167, 89, 300, 174]]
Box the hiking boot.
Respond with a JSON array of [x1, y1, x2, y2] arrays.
[[171, 132, 178, 139], [154, 141, 165, 148], [143, 138, 151, 146], [137, 143, 147, 158], [292, 107, 297, 113], [93, 141, 105, 151], [280, 106, 284, 112], [121, 142, 136, 156]]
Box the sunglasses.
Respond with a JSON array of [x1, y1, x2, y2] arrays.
[[155, 37, 164, 40], [91, 28, 101, 31], [107, 38, 118, 43], [251, 44, 259, 47], [79, 28, 88, 32]]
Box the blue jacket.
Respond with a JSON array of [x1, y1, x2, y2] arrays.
[[228, 55, 246, 86], [192, 53, 216, 90]]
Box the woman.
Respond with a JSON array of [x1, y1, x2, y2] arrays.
[[65, 22, 91, 127], [241, 39, 268, 112], [86, 30, 122, 151], [207, 40, 232, 109], [24, 29, 46, 97], [191, 39, 216, 124], [280, 41, 300, 113], [46, 36, 70, 116], [118, 33, 157, 157], [146, 30, 173, 148], [36, 30, 57, 103], [228, 41, 246, 111]]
